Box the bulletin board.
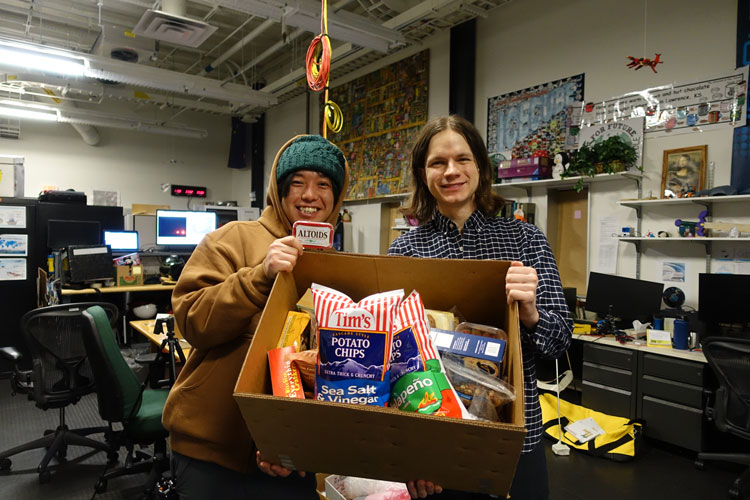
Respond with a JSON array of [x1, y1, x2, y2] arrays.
[[328, 50, 429, 200]]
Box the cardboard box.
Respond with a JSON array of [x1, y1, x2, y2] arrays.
[[498, 157, 551, 179], [115, 264, 143, 286], [234, 252, 526, 496]]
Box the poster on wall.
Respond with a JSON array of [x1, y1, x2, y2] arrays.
[[487, 74, 585, 159], [0, 258, 26, 280], [0, 234, 28, 256], [328, 50, 429, 201], [577, 117, 645, 167], [579, 67, 748, 138]]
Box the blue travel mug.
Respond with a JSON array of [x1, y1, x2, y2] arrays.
[[673, 319, 690, 350], [653, 315, 664, 330]]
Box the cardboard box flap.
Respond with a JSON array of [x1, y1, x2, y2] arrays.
[[234, 252, 526, 496]]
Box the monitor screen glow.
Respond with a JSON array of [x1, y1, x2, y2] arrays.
[[156, 210, 217, 247], [104, 230, 139, 251]]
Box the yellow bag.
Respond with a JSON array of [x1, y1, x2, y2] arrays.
[[539, 393, 642, 461]]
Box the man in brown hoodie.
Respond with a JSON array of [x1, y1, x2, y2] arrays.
[[163, 135, 349, 499]]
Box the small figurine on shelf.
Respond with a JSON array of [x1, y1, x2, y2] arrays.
[[552, 152, 570, 180], [679, 184, 696, 198]]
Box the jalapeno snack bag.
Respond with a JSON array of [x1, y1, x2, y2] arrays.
[[389, 291, 470, 419], [312, 284, 403, 406]]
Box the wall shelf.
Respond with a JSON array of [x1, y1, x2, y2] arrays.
[[618, 195, 750, 276], [494, 171, 642, 199]]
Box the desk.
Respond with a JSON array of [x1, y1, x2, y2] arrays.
[[62, 284, 175, 344], [61, 284, 176, 295], [129, 319, 192, 359], [574, 334, 710, 452]]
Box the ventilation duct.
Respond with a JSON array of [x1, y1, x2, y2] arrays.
[[92, 24, 157, 64], [133, 0, 218, 48]]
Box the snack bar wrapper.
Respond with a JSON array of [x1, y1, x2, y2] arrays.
[[389, 291, 471, 419], [312, 284, 403, 406]]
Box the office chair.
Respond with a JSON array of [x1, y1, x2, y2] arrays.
[[81, 305, 169, 499], [696, 337, 750, 499], [0, 302, 119, 483]]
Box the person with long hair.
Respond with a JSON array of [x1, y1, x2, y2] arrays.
[[389, 115, 572, 500]]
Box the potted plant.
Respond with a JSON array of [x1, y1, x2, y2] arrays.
[[563, 135, 640, 191]]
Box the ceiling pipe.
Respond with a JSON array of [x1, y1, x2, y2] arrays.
[[199, 18, 275, 76], [40, 88, 101, 146], [162, 0, 187, 17]]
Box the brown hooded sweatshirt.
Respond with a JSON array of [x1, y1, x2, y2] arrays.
[[162, 135, 349, 474]]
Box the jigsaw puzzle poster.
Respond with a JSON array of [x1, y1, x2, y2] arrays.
[[487, 74, 585, 158]]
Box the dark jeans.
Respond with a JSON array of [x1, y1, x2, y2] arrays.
[[425, 440, 549, 500], [171, 451, 318, 500]]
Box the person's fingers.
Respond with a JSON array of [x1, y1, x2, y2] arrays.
[[434, 484, 443, 494], [416, 479, 428, 498], [406, 481, 418, 499], [424, 481, 435, 495]]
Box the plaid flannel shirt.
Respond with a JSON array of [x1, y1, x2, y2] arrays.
[[388, 210, 573, 453]]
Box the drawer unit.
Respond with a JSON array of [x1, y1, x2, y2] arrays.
[[637, 352, 706, 451], [581, 343, 638, 419], [641, 395, 704, 451], [583, 343, 635, 370], [581, 380, 634, 418], [640, 353, 704, 385]]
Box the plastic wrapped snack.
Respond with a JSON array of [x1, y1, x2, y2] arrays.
[[442, 355, 516, 421], [312, 284, 403, 406], [389, 291, 471, 419]]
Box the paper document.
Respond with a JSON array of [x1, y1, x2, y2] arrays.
[[565, 417, 605, 443]]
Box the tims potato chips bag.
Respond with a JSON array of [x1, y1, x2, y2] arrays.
[[389, 291, 470, 419], [312, 284, 403, 406]]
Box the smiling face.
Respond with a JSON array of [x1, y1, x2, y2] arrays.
[[423, 129, 479, 217], [280, 170, 335, 223]]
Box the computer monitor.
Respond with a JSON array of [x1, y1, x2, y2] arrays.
[[103, 230, 139, 252], [47, 219, 101, 249], [699, 273, 750, 335], [585, 272, 664, 325], [155, 210, 217, 247]]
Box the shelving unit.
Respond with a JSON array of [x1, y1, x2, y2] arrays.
[[343, 171, 643, 205], [494, 171, 642, 199], [618, 194, 750, 277]]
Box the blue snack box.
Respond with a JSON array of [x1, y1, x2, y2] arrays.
[[430, 328, 506, 376]]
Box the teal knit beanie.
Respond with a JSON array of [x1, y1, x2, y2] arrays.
[[276, 135, 346, 193]]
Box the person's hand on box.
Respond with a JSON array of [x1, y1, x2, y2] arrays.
[[256, 451, 306, 478], [505, 261, 540, 331], [264, 235, 304, 279], [406, 480, 442, 498]]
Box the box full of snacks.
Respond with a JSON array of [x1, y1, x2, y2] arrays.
[[234, 252, 525, 496]]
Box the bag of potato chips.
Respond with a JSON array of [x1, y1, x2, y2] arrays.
[[389, 291, 470, 419], [312, 284, 402, 406]]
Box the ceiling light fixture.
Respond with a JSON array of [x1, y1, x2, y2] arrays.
[[0, 45, 86, 77], [0, 105, 58, 121]]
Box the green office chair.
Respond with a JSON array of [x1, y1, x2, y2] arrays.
[[80, 305, 170, 500]]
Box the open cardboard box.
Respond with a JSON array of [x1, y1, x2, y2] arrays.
[[234, 252, 526, 496]]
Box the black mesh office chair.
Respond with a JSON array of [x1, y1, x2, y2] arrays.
[[0, 302, 119, 483], [696, 337, 750, 499]]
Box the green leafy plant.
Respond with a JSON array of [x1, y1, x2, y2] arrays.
[[563, 135, 640, 191]]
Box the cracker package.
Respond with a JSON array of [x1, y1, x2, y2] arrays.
[[312, 284, 403, 406], [389, 291, 470, 419]]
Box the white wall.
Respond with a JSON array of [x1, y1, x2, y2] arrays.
[[0, 105, 233, 209]]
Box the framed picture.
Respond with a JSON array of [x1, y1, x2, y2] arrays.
[[661, 145, 707, 198]]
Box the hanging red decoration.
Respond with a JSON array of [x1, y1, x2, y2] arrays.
[[626, 53, 663, 73]]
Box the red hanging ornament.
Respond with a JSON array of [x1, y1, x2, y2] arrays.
[[626, 53, 663, 73]]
